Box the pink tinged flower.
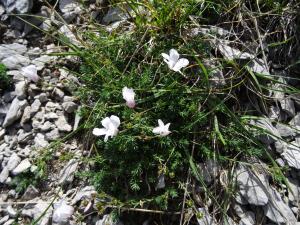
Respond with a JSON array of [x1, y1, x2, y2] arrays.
[[21, 65, 40, 82], [93, 115, 120, 142], [122, 87, 136, 108], [153, 119, 171, 137], [161, 49, 189, 72]]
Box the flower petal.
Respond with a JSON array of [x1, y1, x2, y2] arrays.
[[122, 87, 135, 102], [169, 49, 179, 63], [161, 53, 170, 61], [101, 117, 111, 129], [172, 58, 189, 72], [158, 119, 164, 127], [93, 128, 106, 136], [104, 134, 109, 142], [165, 123, 171, 130], [153, 127, 161, 134], [110, 115, 120, 127]]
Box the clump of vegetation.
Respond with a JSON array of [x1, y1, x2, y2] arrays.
[[49, 0, 299, 223], [0, 63, 11, 93], [71, 0, 269, 212]]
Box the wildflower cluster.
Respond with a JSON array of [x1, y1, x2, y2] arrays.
[[92, 49, 188, 142], [75, 31, 263, 210]]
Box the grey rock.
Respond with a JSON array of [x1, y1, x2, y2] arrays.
[[263, 187, 297, 224], [33, 107, 45, 121], [268, 105, 282, 121], [40, 121, 55, 132], [289, 113, 300, 129], [40, 18, 52, 32], [0, 167, 9, 183], [0, 43, 27, 61], [20, 106, 31, 126], [45, 102, 61, 112], [281, 141, 300, 169], [17, 130, 33, 143], [235, 165, 269, 206], [253, 118, 281, 145], [0, 128, 5, 140], [59, 0, 82, 22], [22, 185, 39, 200], [45, 128, 60, 141], [15, 81, 27, 99], [12, 158, 31, 175], [62, 101, 78, 113], [276, 123, 295, 138], [0, 103, 10, 115], [44, 112, 59, 120], [2, 54, 30, 70], [287, 179, 300, 206], [30, 99, 41, 116], [53, 87, 65, 101], [274, 141, 286, 154], [31, 55, 54, 71], [280, 97, 295, 117], [247, 58, 270, 75], [71, 186, 97, 205], [3, 92, 16, 103], [239, 211, 255, 225], [188, 26, 231, 38], [34, 133, 49, 148], [0, 4, 5, 16], [0, 215, 9, 225], [214, 41, 269, 75], [6, 205, 17, 218], [52, 200, 74, 224], [21, 200, 53, 225], [102, 6, 131, 24], [2, 98, 28, 127], [2, 219, 14, 225], [3, 0, 33, 13], [63, 96, 75, 102], [59, 25, 81, 46], [59, 159, 79, 184], [55, 115, 72, 132], [8, 189, 16, 198], [6, 153, 21, 171], [36, 93, 48, 103]]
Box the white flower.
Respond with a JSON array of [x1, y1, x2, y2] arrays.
[[153, 119, 171, 137], [52, 200, 74, 224], [21, 65, 40, 82], [93, 115, 120, 142], [122, 87, 136, 108], [161, 49, 189, 72]]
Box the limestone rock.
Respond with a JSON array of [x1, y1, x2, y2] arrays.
[[263, 187, 297, 224], [59, 159, 79, 184], [2, 98, 28, 127], [12, 158, 31, 175], [235, 165, 269, 206], [6, 153, 21, 171]]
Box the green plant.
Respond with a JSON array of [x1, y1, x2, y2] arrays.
[[0, 63, 11, 93], [71, 22, 266, 213], [11, 171, 40, 194], [44, 0, 299, 223]]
